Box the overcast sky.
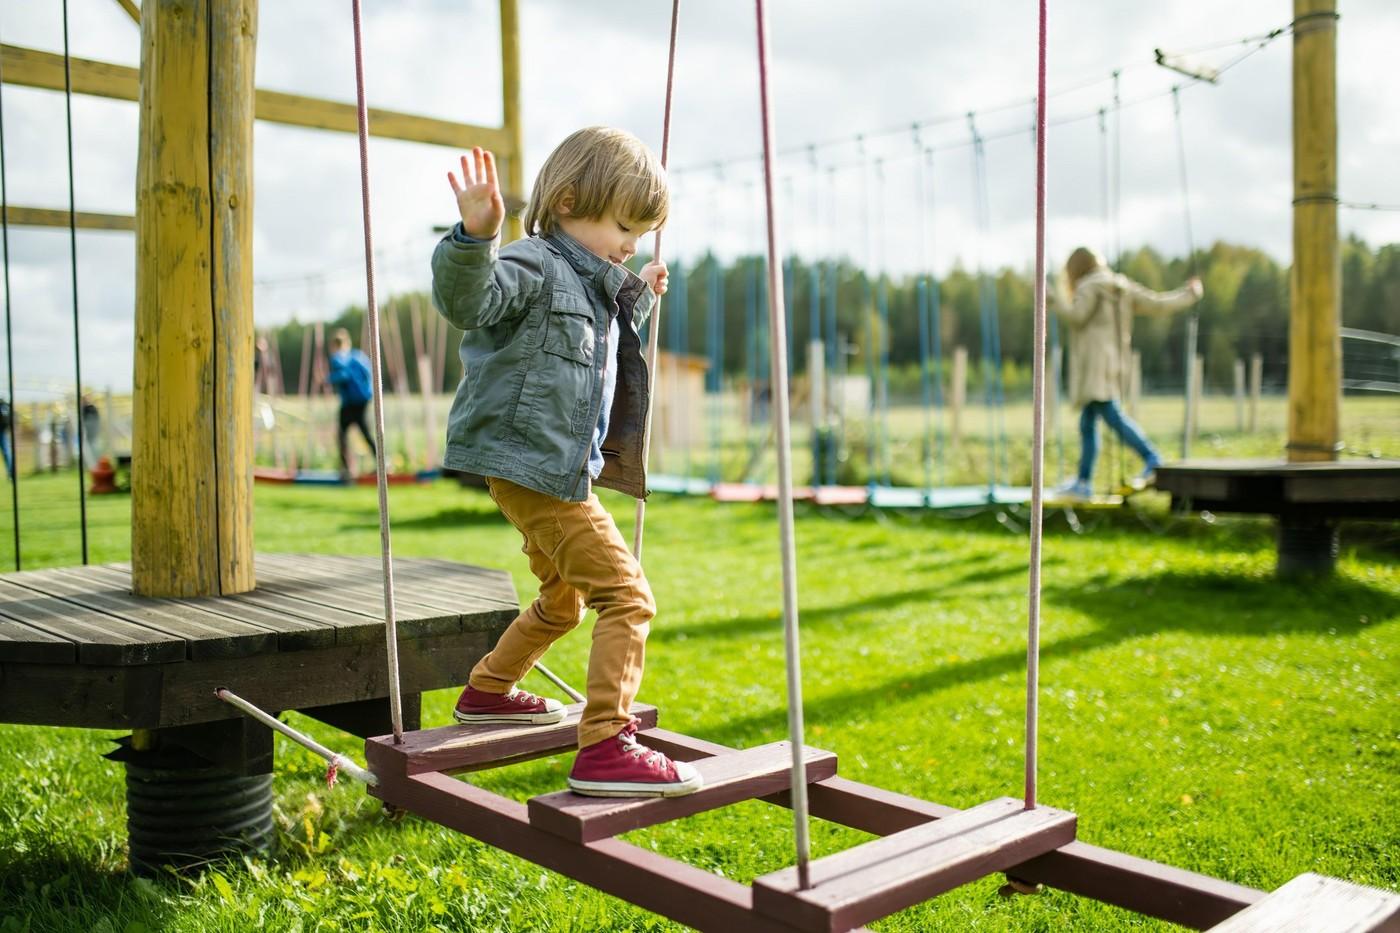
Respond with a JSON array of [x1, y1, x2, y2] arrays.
[[2, 0, 1397, 395]]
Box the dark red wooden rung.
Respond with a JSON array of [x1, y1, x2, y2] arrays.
[[527, 741, 837, 844], [364, 703, 659, 780], [752, 796, 1077, 933], [1205, 872, 1400, 933]]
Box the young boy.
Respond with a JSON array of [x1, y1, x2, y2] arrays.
[[431, 127, 701, 798]]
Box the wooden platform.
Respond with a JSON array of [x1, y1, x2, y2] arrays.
[[0, 554, 518, 734], [752, 796, 1077, 932], [1207, 872, 1400, 932], [1154, 459, 1400, 518]]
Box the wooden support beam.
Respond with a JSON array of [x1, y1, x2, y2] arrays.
[[115, 0, 141, 24], [132, 0, 255, 596], [0, 43, 514, 154], [1288, 0, 1341, 463], [499, 0, 525, 241], [1, 205, 134, 232]]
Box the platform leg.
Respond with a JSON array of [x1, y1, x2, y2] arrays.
[[1276, 515, 1338, 578]]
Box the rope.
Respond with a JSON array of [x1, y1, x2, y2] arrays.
[[61, 0, 88, 564], [1025, 0, 1048, 810], [349, 0, 405, 744], [631, 0, 680, 560], [0, 21, 21, 571], [1110, 70, 1127, 490], [1172, 86, 1200, 460], [216, 688, 378, 786], [913, 132, 934, 494], [753, 0, 812, 890]]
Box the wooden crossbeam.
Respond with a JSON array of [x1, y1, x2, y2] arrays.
[[114, 0, 141, 24], [1, 206, 135, 232], [752, 796, 1077, 933], [365, 704, 659, 780], [1206, 873, 1400, 932], [528, 742, 837, 844], [642, 729, 1266, 930], [0, 43, 514, 154], [373, 769, 826, 933]]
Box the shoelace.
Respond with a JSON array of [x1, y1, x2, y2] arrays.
[[507, 688, 543, 707], [618, 728, 669, 773]]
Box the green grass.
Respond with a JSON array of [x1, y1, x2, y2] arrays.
[[1, 475, 1398, 931]]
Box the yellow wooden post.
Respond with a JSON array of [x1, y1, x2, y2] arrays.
[[500, 0, 525, 242], [132, 0, 256, 596], [1288, 0, 1340, 464]]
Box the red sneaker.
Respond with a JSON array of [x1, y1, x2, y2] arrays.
[[453, 685, 565, 725], [567, 720, 703, 797]]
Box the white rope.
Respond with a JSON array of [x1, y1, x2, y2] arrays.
[[216, 688, 378, 787], [753, 0, 813, 891]]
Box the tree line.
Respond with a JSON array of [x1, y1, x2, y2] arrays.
[[263, 236, 1398, 398]]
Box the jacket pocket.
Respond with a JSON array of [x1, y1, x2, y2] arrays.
[[542, 304, 595, 366]]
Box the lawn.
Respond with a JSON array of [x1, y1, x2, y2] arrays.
[[0, 473, 1397, 931]]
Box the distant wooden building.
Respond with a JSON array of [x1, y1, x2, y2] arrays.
[[653, 351, 709, 455]]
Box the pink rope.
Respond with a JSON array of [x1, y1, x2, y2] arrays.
[[631, 0, 681, 560], [1025, 0, 1049, 810], [350, 0, 406, 744]]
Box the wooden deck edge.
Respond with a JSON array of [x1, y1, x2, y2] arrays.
[[371, 770, 820, 933], [639, 727, 1265, 930]]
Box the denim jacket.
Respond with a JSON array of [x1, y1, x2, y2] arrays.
[[431, 226, 655, 502]]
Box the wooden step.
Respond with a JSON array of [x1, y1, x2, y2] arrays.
[[528, 741, 837, 844], [752, 796, 1077, 933], [1207, 873, 1400, 932], [365, 703, 657, 780]]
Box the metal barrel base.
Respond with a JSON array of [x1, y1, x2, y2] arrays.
[[121, 747, 274, 875], [1276, 516, 1339, 578]]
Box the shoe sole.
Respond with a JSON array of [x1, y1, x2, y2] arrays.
[[453, 708, 566, 726], [566, 775, 705, 798]]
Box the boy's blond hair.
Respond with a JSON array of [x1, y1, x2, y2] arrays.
[[524, 127, 669, 237]]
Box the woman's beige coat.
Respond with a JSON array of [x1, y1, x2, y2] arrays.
[[1055, 268, 1198, 407]]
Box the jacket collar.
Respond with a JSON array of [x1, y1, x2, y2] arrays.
[[543, 230, 639, 305]]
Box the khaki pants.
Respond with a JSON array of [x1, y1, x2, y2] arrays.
[[469, 477, 655, 749]]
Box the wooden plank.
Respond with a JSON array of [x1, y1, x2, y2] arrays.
[[0, 579, 184, 666], [0, 627, 496, 729], [8, 567, 275, 660], [83, 564, 337, 651], [528, 742, 837, 844], [752, 796, 1077, 933], [0, 205, 135, 232], [1208, 873, 1400, 932], [0, 44, 515, 154], [365, 703, 659, 780], [302, 554, 519, 612], [628, 729, 1266, 929], [370, 770, 812, 933], [0, 616, 77, 664]]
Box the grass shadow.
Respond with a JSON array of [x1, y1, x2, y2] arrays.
[[339, 505, 509, 533]]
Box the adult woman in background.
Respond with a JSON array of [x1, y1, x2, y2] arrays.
[[1053, 247, 1204, 498]]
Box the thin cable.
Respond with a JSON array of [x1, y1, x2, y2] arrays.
[[631, 0, 680, 560], [349, 0, 405, 744], [61, 0, 88, 564], [1340, 200, 1400, 212], [0, 25, 21, 570], [754, 0, 812, 891], [1025, 0, 1048, 811], [1172, 86, 1199, 460]]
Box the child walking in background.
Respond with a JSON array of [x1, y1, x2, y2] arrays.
[[327, 328, 376, 480], [431, 128, 701, 798], [1052, 247, 1205, 498]]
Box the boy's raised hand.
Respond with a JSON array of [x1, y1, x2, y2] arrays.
[[448, 147, 504, 240], [640, 260, 668, 296]]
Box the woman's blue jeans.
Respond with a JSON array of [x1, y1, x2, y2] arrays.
[[1078, 399, 1159, 482]]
